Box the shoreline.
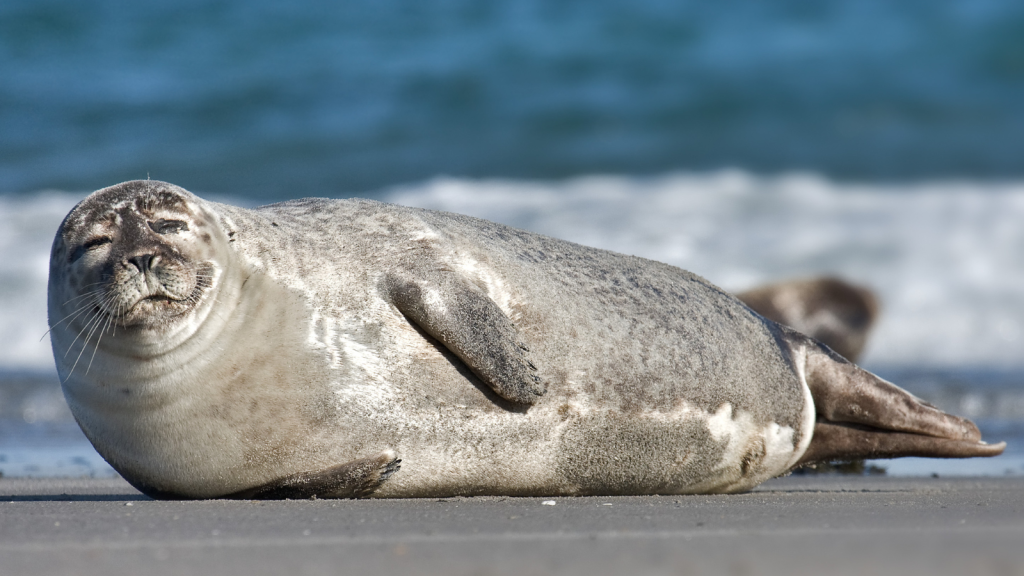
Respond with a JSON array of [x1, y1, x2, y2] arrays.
[[2, 475, 1022, 575]]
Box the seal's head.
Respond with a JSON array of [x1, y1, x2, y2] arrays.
[[48, 180, 232, 366]]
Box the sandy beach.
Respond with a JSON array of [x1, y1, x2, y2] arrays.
[[1, 474, 1021, 576]]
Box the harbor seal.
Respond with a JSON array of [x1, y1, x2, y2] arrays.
[[48, 180, 1004, 499], [736, 277, 879, 362]]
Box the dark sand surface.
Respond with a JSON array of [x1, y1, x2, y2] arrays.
[[1, 475, 1022, 576]]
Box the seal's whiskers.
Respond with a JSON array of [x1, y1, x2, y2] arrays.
[[84, 306, 117, 376], [63, 289, 116, 363], [41, 288, 106, 341]]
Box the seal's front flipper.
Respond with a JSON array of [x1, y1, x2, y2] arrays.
[[223, 451, 401, 500], [785, 328, 1006, 465], [383, 272, 545, 405]]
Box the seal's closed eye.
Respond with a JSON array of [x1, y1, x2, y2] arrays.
[[69, 236, 111, 263], [149, 219, 188, 234]]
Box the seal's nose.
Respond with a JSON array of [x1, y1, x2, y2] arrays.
[[127, 254, 157, 273]]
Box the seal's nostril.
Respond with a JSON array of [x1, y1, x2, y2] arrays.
[[128, 254, 155, 273]]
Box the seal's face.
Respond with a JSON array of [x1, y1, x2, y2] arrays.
[[49, 181, 226, 359]]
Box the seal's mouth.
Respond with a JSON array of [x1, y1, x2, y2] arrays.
[[140, 293, 174, 303], [126, 293, 185, 312], [116, 279, 210, 326], [99, 261, 215, 328], [113, 294, 191, 327], [139, 294, 178, 304]]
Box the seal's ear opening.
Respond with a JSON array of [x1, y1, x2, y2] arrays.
[[215, 213, 239, 243]]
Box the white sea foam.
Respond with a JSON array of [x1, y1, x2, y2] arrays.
[[0, 192, 86, 374], [4, 171, 1024, 372]]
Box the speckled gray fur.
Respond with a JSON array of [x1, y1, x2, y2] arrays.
[[216, 197, 810, 491], [49, 181, 1001, 500], [232, 196, 804, 421]]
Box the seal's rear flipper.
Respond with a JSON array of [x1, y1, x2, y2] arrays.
[[785, 327, 1005, 465], [222, 451, 401, 500], [797, 422, 1006, 466]]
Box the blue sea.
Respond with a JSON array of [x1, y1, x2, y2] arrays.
[[1, 0, 1023, 479]]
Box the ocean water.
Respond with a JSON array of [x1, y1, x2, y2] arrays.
[[1, 172, 1022, 478], [3, 0, 1024, 196]]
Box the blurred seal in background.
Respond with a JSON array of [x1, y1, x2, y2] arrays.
[[737, 277, 879, 362]]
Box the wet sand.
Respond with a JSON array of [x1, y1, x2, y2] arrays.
[[1, 475, 1022, 576]]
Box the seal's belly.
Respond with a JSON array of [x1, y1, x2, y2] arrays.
[[323, 307, 813, 497], [370, 382, 812, 497]]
